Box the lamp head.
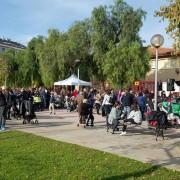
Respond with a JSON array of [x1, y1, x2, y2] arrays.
[[150, 34, 164, 48]]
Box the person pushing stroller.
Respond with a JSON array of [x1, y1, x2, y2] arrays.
[[77, 99, 94, 127]]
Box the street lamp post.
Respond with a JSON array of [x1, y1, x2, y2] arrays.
[[75, 59, 81, 90], [75, 59, 81, 79], [150, 34, 164, 111]]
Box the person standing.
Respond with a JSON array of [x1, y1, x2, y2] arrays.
[[121, 89, 134, 116], [76, 91, 84, 118], [49, 92, 56, 115], [95, 91, 101, 115], [102, 90, 112, 126], [4, 88, 12, 120], [0, 88, 7, 131], [137, 92, 146, 120]]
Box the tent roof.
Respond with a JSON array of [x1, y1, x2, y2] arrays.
[[54, 74, 92, 86]]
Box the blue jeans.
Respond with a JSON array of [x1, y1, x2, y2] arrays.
[[104, 105, 112, 126], [0, 106, 5, 128], [123, 106, 131, 117]]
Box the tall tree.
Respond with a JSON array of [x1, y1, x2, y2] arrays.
[[24, 37, 43, 86], [104, 42, 150, 88], [91, 0, 150, 88], [0, 56, 7, 86], [0, 49, 19, 87], [39, 29, 60, 87], [66, 20, 93, 80], [155, 0, 180, 51], [91, 5, 114, 82]]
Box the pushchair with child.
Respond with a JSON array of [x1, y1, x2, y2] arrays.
[[145, 110, 168, 141], [77, 99, 94, 128], [11, 103, 21, 120], [23, 99, 38, 124], [65, 96, 76, 112]]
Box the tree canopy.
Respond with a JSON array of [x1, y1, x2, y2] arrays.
[[155, 0, 180, 51]]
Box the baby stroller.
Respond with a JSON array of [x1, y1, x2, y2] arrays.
[[145, 111, 167, 141], [23, 99, 38, 124], [77, 100, 94, 128], [65, 96, 76, 112], [54, 95, 65, 109], [11, 104, 21, 120]]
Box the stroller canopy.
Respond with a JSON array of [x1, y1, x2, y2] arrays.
[[54, 74, 92, 86]]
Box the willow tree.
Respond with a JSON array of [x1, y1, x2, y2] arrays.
[[0, 49, 19, 87], [39, 29, 60, 87], [66, 20, 93, 80], [91, 5, 114, 82], [155, 0, 180, 51], [0, 56, 7, 86], [91, 0, 150, 88]]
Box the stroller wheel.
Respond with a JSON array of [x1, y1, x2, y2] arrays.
[[30, 121, 34, 124], [107, 127, 109, 132], [77, 123, 79, 127], [84, 125, 86, 128]]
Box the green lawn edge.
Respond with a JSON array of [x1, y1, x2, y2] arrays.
[[0, 130, 179, 180]]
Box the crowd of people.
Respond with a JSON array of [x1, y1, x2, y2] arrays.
[[0, 86, 179, 134]]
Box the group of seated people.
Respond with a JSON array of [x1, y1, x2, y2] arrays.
[[108, 102, 142, 135], [107, 99, 180, 136]]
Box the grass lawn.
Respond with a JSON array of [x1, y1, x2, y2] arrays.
[[0, 131, 179, 180]]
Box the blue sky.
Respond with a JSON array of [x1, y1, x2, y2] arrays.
[[0, 0, 173, 47]]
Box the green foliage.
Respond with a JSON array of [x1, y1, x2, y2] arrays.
[[0, 131, 179, 179], [104, 42, 150, 88], [38, 29, 60, 87], [67, 20, 94, 80], [0, 50, 19, 87], [91, 0, 149, 88], [155, 0, 180, 51], [91, 5, 113, 80], [0, 56, 7, 86]]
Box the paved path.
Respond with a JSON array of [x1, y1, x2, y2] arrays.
[[6, 110, 180, 171]]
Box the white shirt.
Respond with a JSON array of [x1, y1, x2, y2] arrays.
[[102, 94, 111, 106], [128, 110, 142, 124]]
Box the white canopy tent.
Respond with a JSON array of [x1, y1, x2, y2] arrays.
[[54, 74, 92, 86]]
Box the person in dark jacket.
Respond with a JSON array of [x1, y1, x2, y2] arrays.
[[0, 88, 7, 131], [4, 88, 12, 120], [49, 92, 56, 115], [79, 99, 89, 124], [137, 92, 146, 120], [121, 89, 134, 116]]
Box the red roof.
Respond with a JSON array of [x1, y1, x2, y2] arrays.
[[148, 47, 175, 58]]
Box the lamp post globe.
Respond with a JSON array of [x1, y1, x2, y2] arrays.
[[150, 34, 164, 111], [151, 34, 164, 48], [75, 59, 81, 79]]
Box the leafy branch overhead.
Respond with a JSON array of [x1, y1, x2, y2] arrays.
[[155, 0, 180, 51]]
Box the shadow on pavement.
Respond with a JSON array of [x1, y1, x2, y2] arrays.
[[7, 121, 73, 130]]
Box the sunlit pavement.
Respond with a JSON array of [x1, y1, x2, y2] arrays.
[[6, 109, 180, 171]]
